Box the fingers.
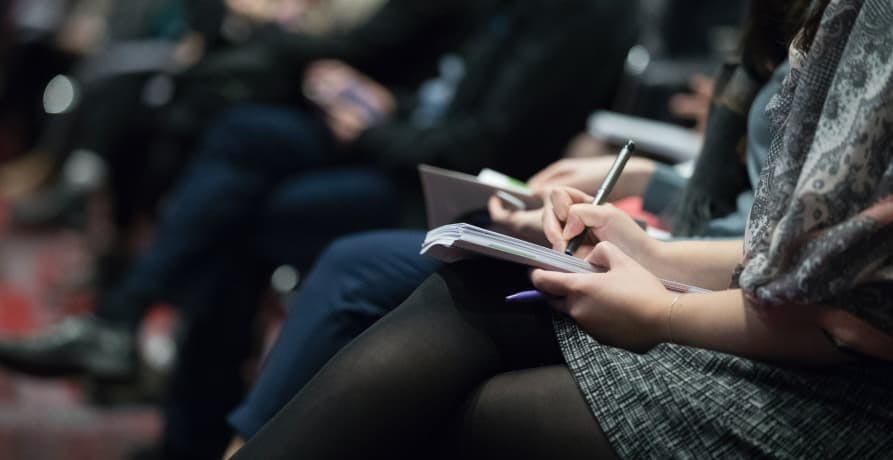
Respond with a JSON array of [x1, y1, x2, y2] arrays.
[[542, 207, 567, 252], [531, 269, 602, 316], [561, 203, 603, 241], [542, 187, 594, 251], [584, 241, 632, 270], [304, 61, 359, 108], [326, 104, 368, 143], [488, 195, 512, 223], [528, 160, 569, 188], [668, 93, 705, 119], [560, 202, 627, 241], [530, 269, 587, 297], [690, 73, 715, 97], [548, 188, 593, 222], [306, 59, 349, 77]]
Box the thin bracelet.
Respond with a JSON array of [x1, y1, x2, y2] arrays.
[[666, 294, 683, 344]]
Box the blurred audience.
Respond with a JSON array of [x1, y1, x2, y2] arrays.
[[0, 1, 814, 459], [1, 0, 637, 458]]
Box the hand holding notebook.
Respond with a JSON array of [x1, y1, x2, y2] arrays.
[[421, 223, 708, 294], [419, 165, 541, 229]]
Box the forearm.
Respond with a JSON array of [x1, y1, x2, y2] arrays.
[[649, 239, 742, 290], [666, 290, 850, 367]]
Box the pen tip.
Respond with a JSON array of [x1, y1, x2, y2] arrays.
[[625, 140, 636, 152]]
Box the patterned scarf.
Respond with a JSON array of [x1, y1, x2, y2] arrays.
[[735, 0, 893, 334]]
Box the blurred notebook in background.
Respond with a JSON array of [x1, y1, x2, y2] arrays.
[[419, 165, 542, 228], [587, 110, 703, 164], [421, 223, 708, 293]]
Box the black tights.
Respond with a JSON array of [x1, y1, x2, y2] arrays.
[[234, 260, 619, 459]]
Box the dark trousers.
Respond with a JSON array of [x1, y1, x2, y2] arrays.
[[227, 230, 443, 439], [90, 105, 402, 458], [160, 174, 403, 459], [97, 104, 338, 322]]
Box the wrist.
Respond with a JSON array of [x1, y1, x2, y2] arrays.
[[644, 291, 680, 348], [638, 238, 668, 275]]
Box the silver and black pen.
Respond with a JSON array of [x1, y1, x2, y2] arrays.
[[564, 140, 636, 256]]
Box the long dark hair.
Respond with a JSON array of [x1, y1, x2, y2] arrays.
[[739, 0, 815, 80], [794, 0, 835, 52], [671, 0, 821, 236]]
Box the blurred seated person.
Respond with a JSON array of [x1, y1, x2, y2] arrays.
[[0, 0, 638, 458], [4, 0, 464, 293], [0, 0, 389, 224]]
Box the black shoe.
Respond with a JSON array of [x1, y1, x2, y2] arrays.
[[0, 315, 137, 380]]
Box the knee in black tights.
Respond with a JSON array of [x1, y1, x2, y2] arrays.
[[233, 260, 612, 459], [449, 366, 619, 460]]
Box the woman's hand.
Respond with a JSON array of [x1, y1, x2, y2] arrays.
[[527, 156, 655, 199], [542, 187, 660, 266], [531, 242, 674, 353], [668, 73, 714, 134], [487, 195, 548, 246], [303, 60, 395, 143]]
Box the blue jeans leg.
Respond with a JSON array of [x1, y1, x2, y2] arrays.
[[254, 167, 402, 268], [227, 230, 443, 439]]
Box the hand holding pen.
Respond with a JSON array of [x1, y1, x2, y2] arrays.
[[564, 140, 635, 255]]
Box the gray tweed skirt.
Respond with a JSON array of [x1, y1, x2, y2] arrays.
[[553, 316, 893, 459]]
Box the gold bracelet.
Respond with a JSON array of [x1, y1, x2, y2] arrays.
[[666, 294, 682, 344]]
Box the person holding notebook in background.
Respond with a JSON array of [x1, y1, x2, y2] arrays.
[[233, 0, 893, 457]]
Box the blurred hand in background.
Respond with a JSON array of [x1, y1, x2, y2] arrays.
[[303, 60, 395, 143]]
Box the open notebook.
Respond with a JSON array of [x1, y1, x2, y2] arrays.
[[421, 223, 709, 294]]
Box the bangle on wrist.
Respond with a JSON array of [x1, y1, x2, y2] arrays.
[[666, 294, 683, 344]]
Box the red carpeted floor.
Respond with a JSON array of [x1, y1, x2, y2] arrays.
[[0, 200, 163, 460]]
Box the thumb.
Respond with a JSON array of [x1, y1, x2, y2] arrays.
[[584, 241, 633, 270], [530, 269, 587, 297]]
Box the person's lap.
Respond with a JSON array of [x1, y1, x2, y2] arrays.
[[447, 365, 618, 460], [253, 169, 403, 268], [233, 259, 617, 459]]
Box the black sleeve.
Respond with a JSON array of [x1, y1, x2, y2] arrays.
[[352, 0, 638, 176], [266, 0, 474, 83], [182, 0, 227, 45]]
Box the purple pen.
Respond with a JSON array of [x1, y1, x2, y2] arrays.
[[505, 290, 554, 303]]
